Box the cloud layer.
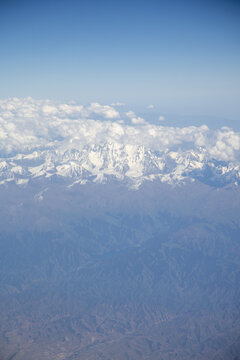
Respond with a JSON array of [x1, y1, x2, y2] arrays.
[[0, 97, 239, 165]]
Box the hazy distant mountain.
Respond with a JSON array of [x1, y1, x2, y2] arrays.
[[1, 180, 240, 360]]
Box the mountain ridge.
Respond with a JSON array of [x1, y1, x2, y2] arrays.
[[0, 142, 239, 189]]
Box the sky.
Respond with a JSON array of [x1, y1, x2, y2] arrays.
[[1, 0, 240, 121]]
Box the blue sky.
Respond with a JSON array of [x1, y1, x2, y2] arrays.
[[1, 0, 240, 120]]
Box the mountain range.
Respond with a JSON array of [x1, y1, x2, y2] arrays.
[[1, 179, 240, 359], [1, 99, 240, 359], [1, 142, 240, 189]]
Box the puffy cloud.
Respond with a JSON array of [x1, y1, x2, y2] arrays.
[[147, 104, 154, 109], [87, 102, 120, 119], [158, 115, 165, 121], [41, 104, 58, 115], [125, 110, 135, 118], [0, 98, 239, 165], [208, 128, 240, 161], [111, 102, 125, 106], [125, 110, 146, 125], [131, 117, 146, 125]]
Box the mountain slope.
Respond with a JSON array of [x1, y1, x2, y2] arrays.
[[0, 182, 240, 359], [0, 143, 240, 188]]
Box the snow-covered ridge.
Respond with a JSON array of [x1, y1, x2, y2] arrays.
[[1, 143, 240, 188], [0, 98, 240, 187]]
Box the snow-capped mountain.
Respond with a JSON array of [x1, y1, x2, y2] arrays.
[[0, 142, 239, 188], [0, 98, 240, 188]]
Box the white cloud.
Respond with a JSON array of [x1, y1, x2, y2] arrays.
[[147, 105, 154, 109], [126, 110, 146, 125], [111, 102, 125, 106], [0, 98, 239, 165], [158, 115, 165, 121], [125, 110, 135, 118], [87, 102, 119, 119], [131, 117, 146, 125]]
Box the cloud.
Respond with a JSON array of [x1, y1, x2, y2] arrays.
[[111, 102, 125, 107], [158, 115, 165, 121], [0, 98, 239, 164], [147, 105, 154, 109], [87, 102, 120, 119], [125, 110, 146, 125]]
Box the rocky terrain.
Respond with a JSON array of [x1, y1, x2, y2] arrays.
[[0, 181, 240, 359]]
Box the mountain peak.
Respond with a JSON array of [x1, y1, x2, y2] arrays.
[[0, 142, 239, 188]]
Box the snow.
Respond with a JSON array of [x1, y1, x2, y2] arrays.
[[0, 141, 239, 188]]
